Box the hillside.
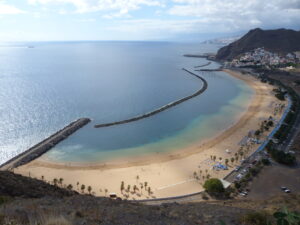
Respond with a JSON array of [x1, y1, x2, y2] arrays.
[[0, 171, 300, 225], [216, 28, 300, 61]]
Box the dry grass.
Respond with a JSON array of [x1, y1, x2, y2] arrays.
[[43, 215, 71, 225]]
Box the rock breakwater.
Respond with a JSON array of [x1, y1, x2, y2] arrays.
[[94, 68, 207, 128], [0, 118, 91, 170]]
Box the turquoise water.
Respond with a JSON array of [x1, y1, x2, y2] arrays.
[[0, 42, 253, 164]]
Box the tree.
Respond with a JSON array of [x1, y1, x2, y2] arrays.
[[231, 158, 235, 164], [120, 181, 125, 193], [81, 184, 85, 193], [127, 185, 131, 192], [136, 175, 139, 184], [203, 178, 224, 193], [67, 184, 73, 190], [41, 175, 44, 181], [104, 189, 108, 196], [59, 178, 64, 187], [193, 171, 197, 178], [53, 178, 58, 186], [225, 159, 229, 165], [76, 182, 79, 190], [88, 186, 92, 194], [148, 187, 151, 195]]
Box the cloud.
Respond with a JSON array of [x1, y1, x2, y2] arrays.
[[168, 0, 300, 32], [0, 1, 25, 14], [27, 0, 164, 17], [106, 18, 232, 38]]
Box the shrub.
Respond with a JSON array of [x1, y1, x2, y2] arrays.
[[261, 158, 270, 165], [240, 211, 269, 225], [203, 178, 224, 193]]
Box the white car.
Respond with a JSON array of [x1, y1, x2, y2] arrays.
[[285, 189, 291, 193]]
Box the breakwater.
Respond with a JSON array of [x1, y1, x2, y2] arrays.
[[195, 68, 222, 72], [194, 62, 211, 68], [0, 118, 91, 170], [94, 68, 208, 128]]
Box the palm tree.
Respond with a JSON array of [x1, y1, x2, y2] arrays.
[[88, 186, 92, 194], [225, 159, 229, 165], [193, 171, 197, 178], [120, 181, 125, 193], [206, 174, 210, 179], [213, 156, 216, 161], [104, 189, 108, 197], [148, 187, 151, 195], [219, 157, 222, 161], [67, 184, 73, 190], [81, 184, 85, 193], [127, 185, 131, 192], [76, 182, 79, 191], [133, 185, 137, 193], [205, 169, 208, 174], [41, 175, 44, 181], [59, 178, 64, 187], [140, 183, 143, 194], [136, 175, 139, 184], [231, 157, 235, 164], [144, 182, 148, 189], [53, 178, 58, 186]]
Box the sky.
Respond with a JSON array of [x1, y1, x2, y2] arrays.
[[0, 0, 300, 41]]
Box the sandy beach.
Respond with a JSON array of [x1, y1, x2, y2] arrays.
[[14, 69, 285, 200]]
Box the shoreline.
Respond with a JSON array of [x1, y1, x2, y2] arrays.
[[14, 69, 284, 200], [27, 69, 255, 170], [94, 68, 207, 128]]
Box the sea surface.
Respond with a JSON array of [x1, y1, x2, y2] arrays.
[[0, 41, 253, 164]]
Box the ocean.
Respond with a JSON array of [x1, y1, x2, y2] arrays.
[[0, 41, 253, 164]]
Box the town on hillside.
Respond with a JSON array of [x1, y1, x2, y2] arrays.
[[226, 47, 300, 70]]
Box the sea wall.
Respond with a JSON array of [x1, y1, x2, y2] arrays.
[[94, 68, 208, 128], [194, 62, 211, 68], [0, 118, 91, 170]]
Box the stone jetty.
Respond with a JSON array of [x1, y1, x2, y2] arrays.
[[0, 118, 91, 170], [195, 68, 222, 72], [94, 68, 208, 128], [194, 62, 211, 68]]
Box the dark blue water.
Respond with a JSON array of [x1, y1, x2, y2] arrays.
[[0, 42, 252, 164]]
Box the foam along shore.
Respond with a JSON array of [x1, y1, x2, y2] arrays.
[[94, 68, 207, 128], [0, 118, 91, 171], [14, 70, 286, 200]]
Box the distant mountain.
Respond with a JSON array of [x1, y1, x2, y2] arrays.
[[216, 28, 300, 61], [202, 36, 241, 45]]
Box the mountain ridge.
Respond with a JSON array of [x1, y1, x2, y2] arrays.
[[216, 28, 300, 61]]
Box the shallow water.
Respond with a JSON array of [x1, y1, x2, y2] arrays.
[[0, 42, 253, 164]]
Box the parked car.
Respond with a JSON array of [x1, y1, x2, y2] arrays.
[[281, 186, 287, 191], [285, 189, 291, 193]]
